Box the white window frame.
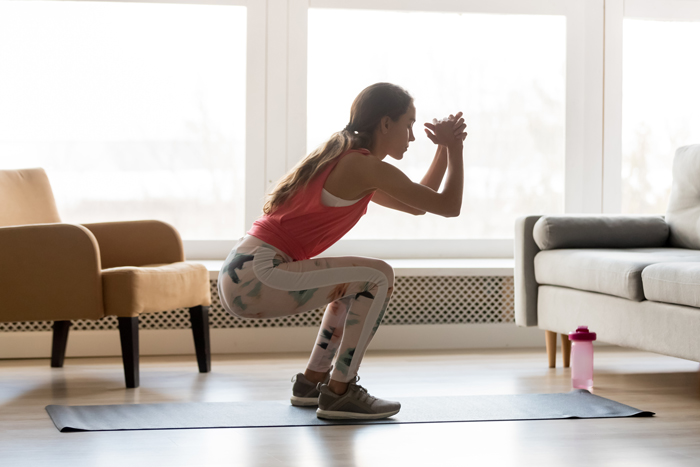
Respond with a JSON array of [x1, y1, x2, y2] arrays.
[[176, 0, 267, 261], [26, 0, 686, 259], [603, 0, 700, 215], [248, 0, 608, 259], [4, 0, 258, 258]]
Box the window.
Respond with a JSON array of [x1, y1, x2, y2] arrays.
[[7, 0, 685, 259], [0, 0, 247, 239], [621, 18, 700, 214], [307, 8, 566, 239]]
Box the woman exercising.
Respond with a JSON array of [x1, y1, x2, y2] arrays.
[[218, 82, 466, 420]]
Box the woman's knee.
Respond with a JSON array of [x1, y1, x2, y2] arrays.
[[368, 258, 394, 289]]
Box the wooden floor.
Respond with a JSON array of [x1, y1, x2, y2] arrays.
[[1, 347, 700, 467]]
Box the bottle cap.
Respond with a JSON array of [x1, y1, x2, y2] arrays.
[[568, 326, 597, 341]]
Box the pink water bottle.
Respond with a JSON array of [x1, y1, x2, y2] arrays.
[[568, 326, 597, 390]]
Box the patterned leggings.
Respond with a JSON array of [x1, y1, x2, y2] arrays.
[[218, 235, 394, 383]]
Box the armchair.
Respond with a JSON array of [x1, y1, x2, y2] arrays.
[[0, 168, 212, 388]]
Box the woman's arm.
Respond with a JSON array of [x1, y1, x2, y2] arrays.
[[420, 145, 448, 190], [371, 146, 446, 215], [359, 119, 465, 218], [372, 113, 464, 215]]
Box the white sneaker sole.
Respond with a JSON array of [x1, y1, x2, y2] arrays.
[[316, 408, 400, 420], [290, 395, 319, 407]]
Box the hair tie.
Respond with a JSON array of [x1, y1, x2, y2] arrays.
[[344, 124, 355, 133]]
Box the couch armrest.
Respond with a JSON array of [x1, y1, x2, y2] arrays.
[[0, 223, 104, 322], [82, 220, 184, 269], [515, 216, 542, 327], [533, 215, 669, 250]]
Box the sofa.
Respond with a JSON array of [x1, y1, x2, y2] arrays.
[[515, 144, 700, 366]]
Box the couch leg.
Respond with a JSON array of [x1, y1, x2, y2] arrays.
[[118, 317, 140, 388], [545, 330, 557, 368], [189, 305, 211, 373], [561, 333, 571, 368], [51, 321, 72, 368]]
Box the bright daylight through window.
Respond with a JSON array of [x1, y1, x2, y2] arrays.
[[0, 0, 247, 239], [307, 8, 566, 239], [621, 18, 700, 215]]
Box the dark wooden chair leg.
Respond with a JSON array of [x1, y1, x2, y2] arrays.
[[51, 320, 72, 368], [118, 317, 140, 388], [189, 305, 211, 373]]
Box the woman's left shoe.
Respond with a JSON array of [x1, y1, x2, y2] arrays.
[[290, 368, 332, 406]]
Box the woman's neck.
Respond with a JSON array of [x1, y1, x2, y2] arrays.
[[367, 142, 388, 161]]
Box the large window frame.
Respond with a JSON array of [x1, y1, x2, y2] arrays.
[[247, 0, 606, 259], [605, 0, 700, 215], [9, 0, 699, 259]]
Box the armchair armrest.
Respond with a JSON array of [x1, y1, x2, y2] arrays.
[[533, 215, 669, 250], [0, 223, 103, 322], [82, 220, 184, 269], [515, 216, 542, 327]]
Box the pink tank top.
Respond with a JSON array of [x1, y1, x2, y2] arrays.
[[247, 149, 374, 261]]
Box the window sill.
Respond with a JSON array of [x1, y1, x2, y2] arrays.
[[189, 258, 515, 280]]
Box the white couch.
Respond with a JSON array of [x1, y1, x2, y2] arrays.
[[515, 144, 700, 366]]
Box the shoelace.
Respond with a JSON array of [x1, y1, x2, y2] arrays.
[[350, 376, 377, 404]]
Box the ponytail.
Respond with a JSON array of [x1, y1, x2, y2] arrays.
[[262, 130, 363, 214], [263, 83, 413, 214]]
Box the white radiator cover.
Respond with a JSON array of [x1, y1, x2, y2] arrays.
[[1, 276, 515, 332]]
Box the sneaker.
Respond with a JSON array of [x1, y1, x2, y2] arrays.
[[290, 368, 332, 407], [316, 376, 401, 420]]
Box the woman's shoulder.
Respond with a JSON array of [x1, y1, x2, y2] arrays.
[[324, 149, 381, 197], [335, 150, 379, 171]]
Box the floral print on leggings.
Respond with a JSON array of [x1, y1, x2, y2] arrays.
[[218, 236, 394, 383]]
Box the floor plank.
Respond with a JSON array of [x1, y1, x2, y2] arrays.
[[1, 347, 699, 467]]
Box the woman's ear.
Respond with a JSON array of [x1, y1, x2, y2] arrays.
[[380, 116, 391, 134]]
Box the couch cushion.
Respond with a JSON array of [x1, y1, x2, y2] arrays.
[[642, 262, 700, 308], [534, 248, 700, 301], [102, 262, 211, 317], [666, 144, 700, 249], [533, 215, 669, 250]]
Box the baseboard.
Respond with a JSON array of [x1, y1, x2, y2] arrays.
[[0, 324, 548, 359]]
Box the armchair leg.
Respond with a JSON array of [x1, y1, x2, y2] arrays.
[[561, 333, 571, 368], [545, 330, 557, 368], [118, 317, 140, 388], [51, 321, 72, 368], [189, 305, 211, 373]]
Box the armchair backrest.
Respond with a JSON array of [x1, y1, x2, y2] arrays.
[[0, 168, 61, 227], [666, 144, 700, 249]]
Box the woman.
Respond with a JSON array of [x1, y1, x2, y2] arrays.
[[218, 82, 466, 420]]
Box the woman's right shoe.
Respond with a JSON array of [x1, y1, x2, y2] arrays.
[[316, 377, 401, 420]]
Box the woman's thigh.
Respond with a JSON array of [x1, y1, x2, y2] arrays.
[[219, 244, 394, 320]]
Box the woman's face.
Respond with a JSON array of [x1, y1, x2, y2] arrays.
[[384, 103, 416, 160]]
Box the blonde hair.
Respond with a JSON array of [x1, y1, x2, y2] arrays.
[[263, 83, 413, 214]]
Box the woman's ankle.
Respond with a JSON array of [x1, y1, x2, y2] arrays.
[[328, 379, 349, 395], [304, 368, 329, 384]]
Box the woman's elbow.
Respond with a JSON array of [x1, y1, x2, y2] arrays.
[[441, 206, 461, 218], [434, 197, 461, 217]]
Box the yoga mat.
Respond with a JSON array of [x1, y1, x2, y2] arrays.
[[46, 389, 653, 432]]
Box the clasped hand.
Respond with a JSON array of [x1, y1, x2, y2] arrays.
[[424, 111, 468, 147]]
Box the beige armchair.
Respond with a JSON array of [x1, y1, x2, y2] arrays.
[[0, 168, 212, 388]]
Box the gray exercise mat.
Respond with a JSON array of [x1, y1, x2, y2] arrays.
[[46, 389, 653, 432]]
